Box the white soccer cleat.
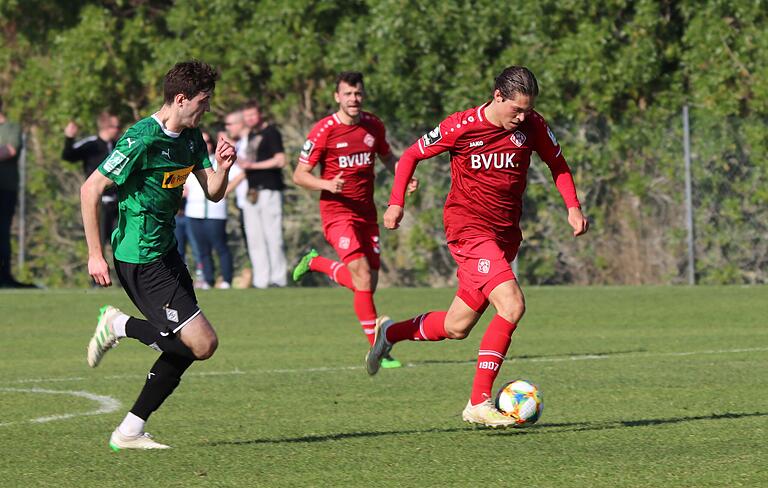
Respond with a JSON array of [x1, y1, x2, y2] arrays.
[[462, 399, 518, 428], [109, 429, 170, 451], [86, 305, 121, 368], [365, 316, 393, 376]]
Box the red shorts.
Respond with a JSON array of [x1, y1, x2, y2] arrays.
[[322, 219, 381, 269], [447, 236, 521, 313]]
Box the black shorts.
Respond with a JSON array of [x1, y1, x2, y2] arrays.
[[114, 250, 200, 334]]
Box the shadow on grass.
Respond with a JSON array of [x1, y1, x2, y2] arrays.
[[409, 348, 647, 366], [206, 411, 766, 447]]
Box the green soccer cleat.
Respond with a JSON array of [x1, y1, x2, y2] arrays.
[[87, 305, 121, 368], [292, 249, 319, 282], [109, 429, 170, 451], [381, 354, 402, 369]]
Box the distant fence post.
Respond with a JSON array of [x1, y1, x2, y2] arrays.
[[683, 105, 695, 285]]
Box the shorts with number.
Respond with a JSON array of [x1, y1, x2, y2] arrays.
[[322, 219, 381, 269], [447, 235, 521, 314], [114, 249, 201, 334]]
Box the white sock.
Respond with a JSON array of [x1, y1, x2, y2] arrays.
[[117, 412, 145, 437], [112, 313, 129, 338]]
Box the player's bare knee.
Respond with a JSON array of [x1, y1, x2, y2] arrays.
[[497, 300, 525, 324], [193, 337, 218, 360]]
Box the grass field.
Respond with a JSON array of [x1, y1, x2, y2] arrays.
[[0, 286, 766, 487]]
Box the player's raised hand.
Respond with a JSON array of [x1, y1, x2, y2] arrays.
[[326, 173, 345, 194], [384, 205, 404, 230], [216, 134, 237, 169], [64, 121, 79, 138], [88, 254, 112, 287], [567, 207, 589, 237], [407, 177, 419, 195]]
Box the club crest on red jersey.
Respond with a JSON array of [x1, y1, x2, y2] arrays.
[[478, 259, 490, 274], [364, 133, 375, 147], [339, 236, 351, 250], [510, 131, 526, 147]]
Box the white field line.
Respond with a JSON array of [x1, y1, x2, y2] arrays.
[[2, 346, 767, 386], [0, 387, 121, 427]]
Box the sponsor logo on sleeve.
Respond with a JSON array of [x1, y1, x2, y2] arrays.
[[102, 150, 129, 175], [546, 126, 558, 146], [478, 259, 490, 274], [300, 139, 315, 159], [469, 140, 484, 148], [510, 131, 526, 147], [336, 142, 348, 148], [422, 125, 443, 147], [161, 165, 194, 189]]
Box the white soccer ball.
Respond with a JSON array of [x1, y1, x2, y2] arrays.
[[495, 379, 543, 426]]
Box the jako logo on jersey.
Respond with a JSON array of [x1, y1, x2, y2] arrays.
[[422, 125, 442, 147], [470, 153, 518, 169], [364, 133, 375, 147], [301, 139, 315, 158], [510, 131, 526, 147], [339, 152, 372, 168], [336, 142, 349, 148], [339, 236, 351, 249], [478, 259, 490, 274], [161, 165, 194, 189], [469, 140, 484, 147]]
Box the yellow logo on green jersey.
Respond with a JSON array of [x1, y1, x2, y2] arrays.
[[162, 165, 194, 188]]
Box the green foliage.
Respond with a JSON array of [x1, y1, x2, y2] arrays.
[[1, 0, 765, 286]]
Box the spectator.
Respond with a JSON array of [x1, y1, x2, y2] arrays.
[[222, 110, 251, 286], [0, 97, 34, 288], [62, 112, 121, 250], [184, 131, 234, 289], [238, 100, 287, 288]]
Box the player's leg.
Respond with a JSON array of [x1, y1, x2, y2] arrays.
[[345, 255, 379, 345], [293, 220, 355, 288], [365, 294, 482, 375]]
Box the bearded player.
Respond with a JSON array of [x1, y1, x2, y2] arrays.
[[367, 66, 589, 427], [81, 61, 237, 449], [292, 72, 417, 368]]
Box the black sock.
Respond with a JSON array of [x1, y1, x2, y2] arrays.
[[125, 317, 197, 359], [130, 353, 195, 420]]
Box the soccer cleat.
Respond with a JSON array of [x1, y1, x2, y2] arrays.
[[292, 248, 319, 282], [380, 354, 402, 369], [461, 399, 518, 428], [365, 316, 393, 375], [86, 305, 121, 368], [109, 429, 170, 451]]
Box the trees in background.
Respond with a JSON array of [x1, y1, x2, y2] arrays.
[[0, 0, 765, 286]]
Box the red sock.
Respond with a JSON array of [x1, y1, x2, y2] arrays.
[[385, 311, 449, 343], [470, 315, 517, 405], [353, 290, 377, 345], [309, 255, 354, 290]]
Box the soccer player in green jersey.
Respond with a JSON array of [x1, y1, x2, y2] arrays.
[[80, 61, 237, 450]]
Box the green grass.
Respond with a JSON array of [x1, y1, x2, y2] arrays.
[[0, 286, 766, 487]]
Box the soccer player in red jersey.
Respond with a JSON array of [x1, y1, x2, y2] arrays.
[[367, 66, 589, 427], [292, 72, 417, 369]]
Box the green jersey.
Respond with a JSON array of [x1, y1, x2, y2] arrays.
[[98, 115, 211, 264]]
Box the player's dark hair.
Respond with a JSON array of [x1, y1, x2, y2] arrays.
[[163, 60, 219, 104], [494, 66, 539, 100], [335, 72, 364, 91]]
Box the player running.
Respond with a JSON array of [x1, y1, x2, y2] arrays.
[[367, 66, 589, 427], [292, 72, 417, 368], [80, 61, 237, 450]]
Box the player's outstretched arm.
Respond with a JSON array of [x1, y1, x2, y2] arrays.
[[80, 171, 114, 286], [292, 162, 343, 193]]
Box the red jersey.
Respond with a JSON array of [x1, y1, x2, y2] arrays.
[[299, 111, 391, 223], [390, 103, 580, 243]]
